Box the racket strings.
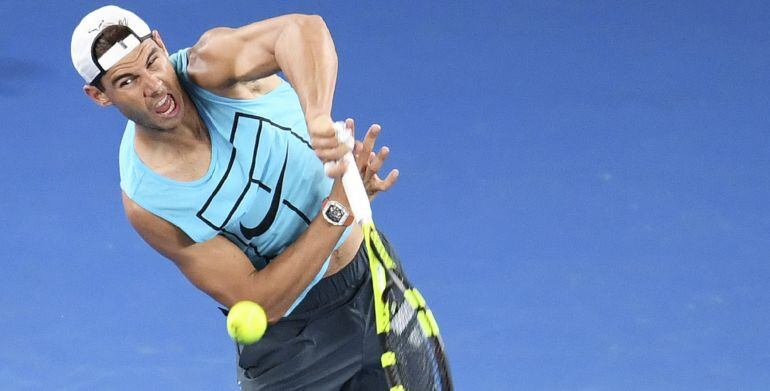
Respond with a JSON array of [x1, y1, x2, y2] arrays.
[[385, 290, 450, 391], [364, 224, 453, 390]]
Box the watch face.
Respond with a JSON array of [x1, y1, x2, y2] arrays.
[[326, 204, 345, 222]]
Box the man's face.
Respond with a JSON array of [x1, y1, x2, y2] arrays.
[[87, 33, 186, 131]]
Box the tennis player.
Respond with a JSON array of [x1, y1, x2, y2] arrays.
[[71, 5, 398, 390]]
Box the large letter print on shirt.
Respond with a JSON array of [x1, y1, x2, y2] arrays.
[[239, 147, 288, 240], [196, 113, 311, 245]]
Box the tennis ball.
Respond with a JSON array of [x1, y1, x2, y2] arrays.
[[227, 301, 268, 345]]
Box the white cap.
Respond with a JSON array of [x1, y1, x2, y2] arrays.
[[71, 5, 152, 84]]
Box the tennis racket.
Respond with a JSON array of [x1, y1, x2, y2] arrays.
[[328, 122, 453, 391]]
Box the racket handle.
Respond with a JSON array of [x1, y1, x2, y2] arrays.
[[323, 122, 372, 224]]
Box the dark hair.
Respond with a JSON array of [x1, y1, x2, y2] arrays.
[[91, 25, 133, 89]]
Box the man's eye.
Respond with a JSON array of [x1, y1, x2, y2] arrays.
[[120, 78, 133, 87]]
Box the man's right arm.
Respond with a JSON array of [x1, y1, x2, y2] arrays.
[[121, 189, 351, 323]]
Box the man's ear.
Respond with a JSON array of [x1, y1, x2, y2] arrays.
[[151, 30, 168, 55], [84, 85, 112, 107]]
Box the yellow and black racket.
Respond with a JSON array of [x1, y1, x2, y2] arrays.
[[331, 122, 453, 391]]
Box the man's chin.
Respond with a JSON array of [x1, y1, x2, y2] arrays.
[[134, 117, 181, 132]]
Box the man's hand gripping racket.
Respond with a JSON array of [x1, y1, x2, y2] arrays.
[[326, 122, 453, 391]]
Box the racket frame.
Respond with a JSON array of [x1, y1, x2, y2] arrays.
[[331, 122, 453, 390]]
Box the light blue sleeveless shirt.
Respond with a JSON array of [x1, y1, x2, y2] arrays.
[[119, 48, 350, 315]]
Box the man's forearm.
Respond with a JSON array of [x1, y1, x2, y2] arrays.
[[249, 184, 352, 322], [273, 15, 338, 122], [256, 215, 347, 321]]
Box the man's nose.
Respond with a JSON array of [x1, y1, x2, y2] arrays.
[[143, 74, 164, 98]]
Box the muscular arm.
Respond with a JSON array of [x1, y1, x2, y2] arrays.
[[187, 14, 337, 122], [186, 14, 349, 175], [121, 184, 352, 323], [121, 122, 396, 323]]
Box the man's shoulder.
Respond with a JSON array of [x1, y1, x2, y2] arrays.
[[185, 27, 262, 95], [167, 47, 226, 103], [118, 121, 135, 170], [192, 27, 234, 54], [118, 121, 143, 197]]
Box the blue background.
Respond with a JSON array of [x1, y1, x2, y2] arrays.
[[1, 0, 769, 389]]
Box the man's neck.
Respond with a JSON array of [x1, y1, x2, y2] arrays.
[[132, 89, 212, 181]]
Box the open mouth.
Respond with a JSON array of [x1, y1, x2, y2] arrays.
[[154, 93, 179, 118]]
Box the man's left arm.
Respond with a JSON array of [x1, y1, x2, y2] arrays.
[[186, 14, 347, 174]]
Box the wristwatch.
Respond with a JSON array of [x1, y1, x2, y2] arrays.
[[321, 198, 353, 226]]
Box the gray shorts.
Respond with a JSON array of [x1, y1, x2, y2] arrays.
[[235, 239, 391, 390]]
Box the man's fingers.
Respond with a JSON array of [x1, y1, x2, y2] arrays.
[[330, 120, 398, 196], [310, 117, 353, 151], [350, 123, 383, 174], [364, 146, 390, 182], [379, 169, 400, 191], [310, 121, 336, 138], [354, 141, 368, 172], [345, 118, 355, 136], [311, 137, 339, 150], [368, 169, 399, 195], [315, 143, 350, 162], [324, 160, 348, 178], [362, 124, 380, 157], [353, 141, 363, 158], [371, 146, 390, 171]]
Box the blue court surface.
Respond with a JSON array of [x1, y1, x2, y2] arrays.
[[1, 0, 769, 389]]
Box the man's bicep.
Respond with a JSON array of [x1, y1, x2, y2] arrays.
[[120, 192, 256, 307], [188, 14, 314, 88]]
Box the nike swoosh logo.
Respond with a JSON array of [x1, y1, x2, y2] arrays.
[[240, 146, 289, 240]]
